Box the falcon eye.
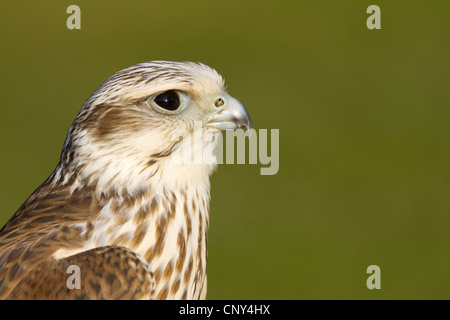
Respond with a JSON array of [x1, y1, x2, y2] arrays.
[[154, 90, 181, 111]]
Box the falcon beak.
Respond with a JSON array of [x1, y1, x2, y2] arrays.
[[206, 94, 252, 132]]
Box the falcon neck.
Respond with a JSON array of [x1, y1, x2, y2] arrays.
[[97, 178, 211, 299]]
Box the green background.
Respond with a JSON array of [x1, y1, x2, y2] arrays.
[[1, 0, 449, 299]]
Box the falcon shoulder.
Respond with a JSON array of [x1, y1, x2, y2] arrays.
[[0, 178, 154, 300]]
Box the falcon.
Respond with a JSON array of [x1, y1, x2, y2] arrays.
[[0, 61, 251, 299]]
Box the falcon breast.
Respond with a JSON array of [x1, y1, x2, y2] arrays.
[[0, 61, 251, 300]]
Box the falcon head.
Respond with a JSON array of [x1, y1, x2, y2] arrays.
[[56, 61, 251, 196]]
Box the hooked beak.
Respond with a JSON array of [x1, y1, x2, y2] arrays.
[[206, 94, 252, 131]]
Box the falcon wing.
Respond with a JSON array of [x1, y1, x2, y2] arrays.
[[5, 246, 155, 300]]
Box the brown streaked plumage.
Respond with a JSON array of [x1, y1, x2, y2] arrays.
[[0, 61, 251, 300]]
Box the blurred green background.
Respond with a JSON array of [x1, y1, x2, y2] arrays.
[[1, 0, 449, 299]]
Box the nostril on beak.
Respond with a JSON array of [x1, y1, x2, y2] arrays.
[[214, 97, 225, 108]]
